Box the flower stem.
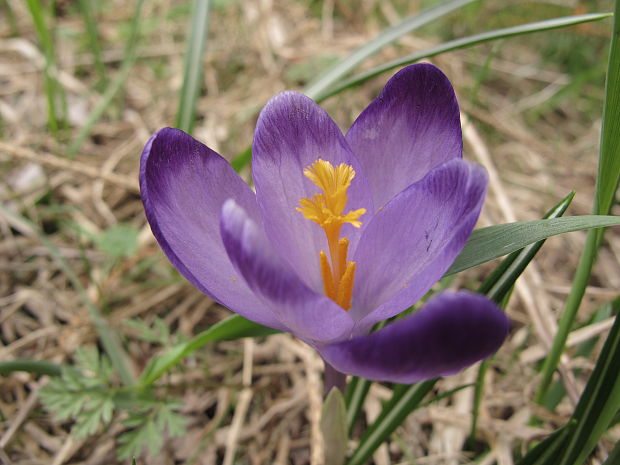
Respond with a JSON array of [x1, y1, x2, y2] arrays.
[[323, 361, 347, 395]]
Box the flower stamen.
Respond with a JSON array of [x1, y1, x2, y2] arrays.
[[296, 159, 365, 311]]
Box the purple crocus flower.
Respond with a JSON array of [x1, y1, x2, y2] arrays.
[[140, 63, 509, 386]]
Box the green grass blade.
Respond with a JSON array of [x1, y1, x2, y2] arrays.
[[516, 420, 576, 465], [602, 440, 620, 465], [304, 0, 479, 100], [596, 4, 620, 216], [1, 0, 20, 36], [176, 0, 210, 134], [0, 205, 135, 386], [557, 303, 620, 465], [25, 0, 67, 133], [542, 299, 616, 411], [469, 192, 574, 441], [230, 0, 478, 171], [536, 1, 620, 402], [138, 314, 279, 388], [344, 376, 372, 435], [231, 146, 252, 172], [0, 359, 63, 377], [67, 0, 145, 157], [317, 13, 612, 101], [77, 0, 106, 87], [447, 215, 620, 276], [346, 380, 436, 465], [483, 192, 575, 303], [469, 358, 489, 444]]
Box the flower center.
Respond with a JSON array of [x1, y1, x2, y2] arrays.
[[296, 159, 366, 310]]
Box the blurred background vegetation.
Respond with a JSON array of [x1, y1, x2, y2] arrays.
[[0, 0, 618, 463]]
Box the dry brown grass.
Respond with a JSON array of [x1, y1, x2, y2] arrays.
[[0, 0, 619, 463]]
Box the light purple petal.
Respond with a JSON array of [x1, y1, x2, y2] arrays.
[[351, 159, 488, 330], [140, 128, 285, 330], [318, 291, 509, 383], [346, 63, 462, 209], [252, 91, 373, 293], [220, 199, 354, 342]]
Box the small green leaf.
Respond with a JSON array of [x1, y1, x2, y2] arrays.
[[138, 314, 279, 387], [96, 224, 139, 259], [321, 388, 348, 465], [156, 403, 187, 438], [72, 394, 114, 437], [346, 380, 436, 465]]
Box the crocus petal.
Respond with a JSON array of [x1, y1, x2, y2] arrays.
[[220, 199, 354, 342], [252, 91, 373, 292], [346, 63, 462, 208], [140, 128, 285, 330], [318, 291, 509, 383], [351, 159, 487, 330]]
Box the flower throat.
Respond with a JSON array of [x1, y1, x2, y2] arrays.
[[296, 160, 366, 311]]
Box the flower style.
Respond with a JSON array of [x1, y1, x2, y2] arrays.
[[140, 63, 509, 384]]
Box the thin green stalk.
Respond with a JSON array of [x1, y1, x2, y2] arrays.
[[78, 0, 107, 88], [316, 13, 612, 102], [176, 0, 210, 134], [557, 308, 620, 464], [345, 377, 371, 435], [0, 359, 62, 377], [469, 193, 574, 442], [231, 12, 611, 171], [67, 0, 145, 157], [516, 421, 576, 465], [1, 0, 19, 36], [304, 0, 479, 100], [346, 381, 436, 465], [230, 0, 479, 171], [536, 1, 620, 402], [0, 205, 135, 386], [602, 440, 620, 465], [138, 314, 278, 388], [25, 0, 67, 134]]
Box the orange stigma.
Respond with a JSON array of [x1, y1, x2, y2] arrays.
[[296, 159, 365, 310]]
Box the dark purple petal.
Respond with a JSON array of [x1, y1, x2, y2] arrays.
[[252, 91, 373, 293], [140, 128, 285, 330], [351, 159, 487, 331], [346, 63, 462, 209], [318, 291, 509, 383], [220, 199, 354, 342]]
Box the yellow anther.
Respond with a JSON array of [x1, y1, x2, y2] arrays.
[[336, 238, 349, 283], [336, 261, 356, 311], [296, 159, 366, 229], [297, 159, 366, 312], [320, 250, 336, 300]]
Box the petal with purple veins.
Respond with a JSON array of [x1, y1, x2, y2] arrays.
[[252, 91, 373, 293], [220, 199, 355, 342], [351, 159, 488, 330], [318, 291, 509, 383], [140, 127, 285, 330], [346, 63, 462, 209]]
